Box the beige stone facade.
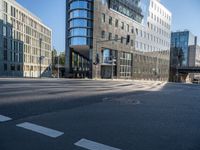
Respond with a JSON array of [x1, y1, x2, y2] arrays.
[[0, 0, 52, 77]]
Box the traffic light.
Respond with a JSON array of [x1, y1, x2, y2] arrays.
[[126, 35, 130, 44]]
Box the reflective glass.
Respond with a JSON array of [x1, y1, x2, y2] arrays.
[[70, 28, 88, 36], [70, 1, 91, 10], [70, 37, 87, 45], [70, 10, 92, 19], [70, 19, 92, 28], [69, 37, 92, 46]]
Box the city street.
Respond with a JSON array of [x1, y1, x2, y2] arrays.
[[0, 78, 200, 150]]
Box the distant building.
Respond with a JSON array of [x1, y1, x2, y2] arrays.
[[65, 0, 172, 80], [0, 0, 52, 77], [170, 31, 200, 81]]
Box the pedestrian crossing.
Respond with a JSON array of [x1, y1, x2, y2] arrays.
[[0, 113, 121, 150]]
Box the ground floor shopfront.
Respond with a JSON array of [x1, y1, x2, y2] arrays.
[[67, 48, 170, 81]]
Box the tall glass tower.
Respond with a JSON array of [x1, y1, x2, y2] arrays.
[[66, 0, 93, 78]]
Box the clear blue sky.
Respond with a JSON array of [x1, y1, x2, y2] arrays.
[[16, 0, 200, 52]]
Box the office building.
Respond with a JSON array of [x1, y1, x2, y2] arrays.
[[66, 0, 172, 80], [0, 0, 52, 77], [170, 31, 200, 81]]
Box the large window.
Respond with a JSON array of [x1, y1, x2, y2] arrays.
[[70, 1, 92, 10], [109, 0, 147, 23], [120, 52, 132, 78], [70, 10, 92, 19], [70, 19, 92, 28], [70, 28, 91, 36], [102, 49, 117, 64], [68, 0, 93, 47], [70, 37, 91, 45]]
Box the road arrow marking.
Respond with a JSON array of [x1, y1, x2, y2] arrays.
[[16, 122, 64, 138], [75, 138, 121, 150]]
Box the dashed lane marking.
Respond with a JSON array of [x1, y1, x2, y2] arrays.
[[75, 138, 121, 150], [16, 122, 64, 138], [0, 115, 12, 122]]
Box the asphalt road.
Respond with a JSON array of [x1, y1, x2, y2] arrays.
[[0, 78, 200, 150]]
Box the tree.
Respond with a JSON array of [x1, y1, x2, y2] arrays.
[[52, 48, 57, 68], [58, 52, 65, 66]]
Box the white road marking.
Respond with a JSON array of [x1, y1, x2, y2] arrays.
[[0, 115, 12, 122], [74, 138, 121, 150], [16, 122, 64, 138]]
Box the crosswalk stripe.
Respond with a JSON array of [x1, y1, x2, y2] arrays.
[[16, 122, 64, 138], [75, 138, 121, 150], [0, 115, 12, 122]]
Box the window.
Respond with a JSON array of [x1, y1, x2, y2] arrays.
[[102, 13, 105, 23], [70, 10, 92, 19], [151, 1, 154, 8], [101, 31, 105, 38], [115, 35, 118, 41], [101, 0, 107, 5], [3, 14, 7, 24], [120, 52, 132, 77], [140, 30, 143, 37], [17, 65, 20, 71], [70, 19, 92, 28], [10, 64, 15, 71], [11, 6, 16, 17], [147, 22, 150, 28], [3, 50, 7, 61], [109, 16, 112, 25], [3, 38, 7, 49], [108, 33, 112, 40], [70, 28, 89, 36], [136, 28, 138, 35], [3, 26, 7, 36], [131, 40, 134, 46], [3, 1, 8, 13], [70, 37, 89, 45], [70, 1, 91, 10], [110, 0, 144, 23], [121, 37, 124, 44], [4, 64, 7, 71], [121, 22, 124, 30], [131, 27, 134, 34], [126, 24, 129, 32], [115, 19, 118, 27]]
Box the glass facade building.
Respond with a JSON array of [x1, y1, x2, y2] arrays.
[[171, 31, 196, 66], [66, 0, 172, 80], [170, 31, 199, 82], [66, 0, 93, 77]]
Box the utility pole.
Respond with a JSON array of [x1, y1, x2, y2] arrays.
[[39, 38, 42, 78]]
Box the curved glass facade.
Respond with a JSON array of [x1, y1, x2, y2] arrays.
[[67, 0, 93, 46]]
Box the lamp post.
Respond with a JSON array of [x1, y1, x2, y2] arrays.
[[39, 38, 42, 78]]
